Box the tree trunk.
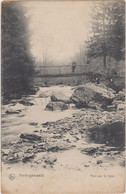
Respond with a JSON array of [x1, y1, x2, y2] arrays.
[[103, 55, 106, 69]]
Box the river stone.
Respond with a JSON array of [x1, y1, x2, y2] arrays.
[[68, 103, 76, 109], [44, 155, 57, 165], [46, 102, 68, 111], [6, 110, 21, 114], [71, 83, 116, 109], [106, 105, 116, 111], [39, 93, 49, 98], [2, 149, 10, 156], [81, 147, 98, 156], [39, 91, 51, 98], [117, 104, 125, 111], [70, 95, 88, 108], [28, 87, 39, 95], [115, 91, 125, 101], [19, 100, 34, 106], [97, 160, 103, 164], [42, 142, 70, 152], [23, 153, 35, 163], [88, 101, 101, 110], [20, 133, 41, 142], [112, 99, 124, 106], [50, 91, 70, 103], [6, 152, 20, 163]]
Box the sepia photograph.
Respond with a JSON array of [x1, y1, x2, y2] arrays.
[[1, 0, 125, 193]]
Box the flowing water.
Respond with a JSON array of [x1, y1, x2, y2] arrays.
[[1, 86, 78, 146]]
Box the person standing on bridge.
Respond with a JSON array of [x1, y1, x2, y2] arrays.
[[72, 62, 76, 73]]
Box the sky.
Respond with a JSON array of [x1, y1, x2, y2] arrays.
[[24, 1, 92, 64]]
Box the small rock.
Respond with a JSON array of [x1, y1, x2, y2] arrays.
[[117, 104, 125, 111], [84, 165, 89, 167], [46, 102, 68, 111], [81, 147, 98, 156], [29, 87, 39, 95], [20, 133, 41, 142], [112, 99, 123, 106], [6, 153, 20, 163], [66, 139, 71, 143], [44, 142, 70, 152], [96, 152, 102, 156], [68, 103, 76, 109], [106, 105, 116, 111], [42, 122, 50, 127], [115, 91, 125, 101], [5, 110, 21, 114], [33, 130, 39, 133], [34, 159, 42, 164], [19, 100, 34, 106], [29, 122, 38, 126], [113, 151, 121, 155], [23, 154, 35, 163], [97, 160, 103, 164], [53, 134, 62, 139], [88, 101, 97, 110], [2, 149, 10, 156], [74, 136, 80, 141], [44, 155, 57, 165]]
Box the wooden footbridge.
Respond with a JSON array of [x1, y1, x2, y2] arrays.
[[35, 64, 125, 78]]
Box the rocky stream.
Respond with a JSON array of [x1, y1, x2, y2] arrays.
[[1, 84, 125, 172]]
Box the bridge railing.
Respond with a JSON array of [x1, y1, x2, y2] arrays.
[[35, 64, 99, 76], [35, 64, 125, 77]]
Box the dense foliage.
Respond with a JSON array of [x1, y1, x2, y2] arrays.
[[2, 3, 34, 100], [85, 1, 125, 68]]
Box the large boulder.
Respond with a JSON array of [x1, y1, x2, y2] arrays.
[[39, 91, 51, 98], [50, 91, 70, 103], [46, 101, 68, 111], [70, 83, 116, 109]]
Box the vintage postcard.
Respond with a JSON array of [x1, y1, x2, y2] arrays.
[[1, 0, 125, 193]]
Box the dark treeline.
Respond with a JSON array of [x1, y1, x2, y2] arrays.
[[2, 2, 35, 101], [85, 1, 125, 69], [70, 1, 125, 75]]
